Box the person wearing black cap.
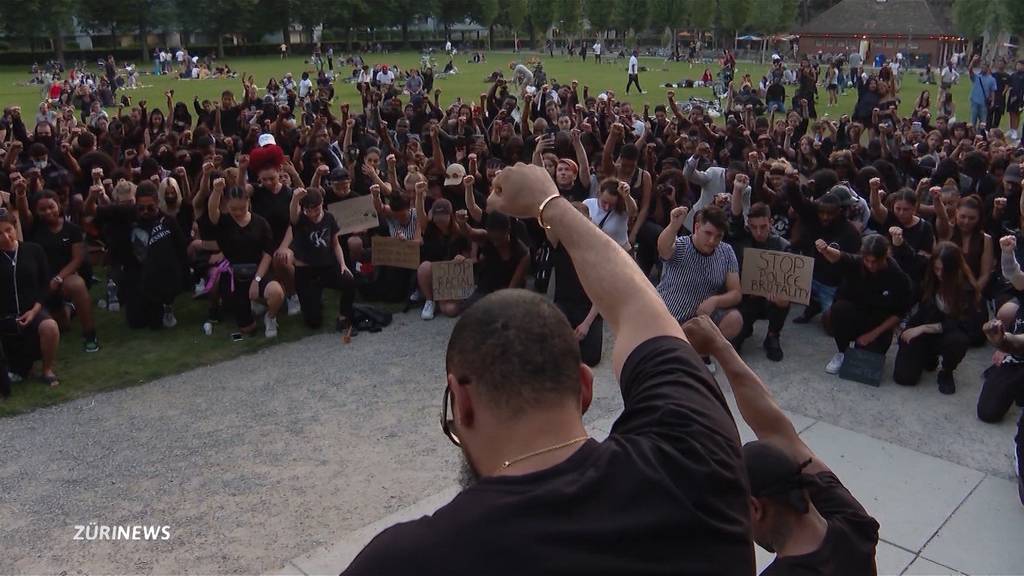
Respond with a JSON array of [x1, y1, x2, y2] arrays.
[[816, 235, 914, 375], [682, 314, 879, 574]]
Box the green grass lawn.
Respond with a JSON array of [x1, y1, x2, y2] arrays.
[[0, 51, 980, 416]]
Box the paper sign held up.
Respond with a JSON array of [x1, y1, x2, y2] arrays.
[[432, 260, 475, 301], [327, 194, 380, 235], [372, 236, 421, 270], [740, 248, 814, 305]]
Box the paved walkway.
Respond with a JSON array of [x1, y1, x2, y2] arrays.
[[0, 309, 1019, 575]]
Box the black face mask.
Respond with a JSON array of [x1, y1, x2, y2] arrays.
[[35, 135, 54, 149]]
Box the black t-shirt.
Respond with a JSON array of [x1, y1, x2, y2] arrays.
[[342, 336, 753, 576], [557, 178, 590, 203], [836, 254, 913, 319], [762, 471, 879, 576], [421, 223, 468, 263], [28, 221, 83, 275], [95, 204, 138, 267], [251, 184, 293, 249], [477, 239, 528, 293], [551, 244, 589, 308], [0, 242, 49, 316], [874, 214, 934, 254], [291, 212, 340, 268], [215, 214, 275, 266]]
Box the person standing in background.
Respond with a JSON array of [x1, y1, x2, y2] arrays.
[[626, 50, 644, 94]]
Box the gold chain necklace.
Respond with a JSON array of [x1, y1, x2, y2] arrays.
[[501, 436, 589, 469]]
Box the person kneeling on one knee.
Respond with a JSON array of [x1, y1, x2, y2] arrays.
[[816, 234, 913, 375], [727, 199, 790, 361], [893, 242, 985, 394], [656, 205, 744, 359]]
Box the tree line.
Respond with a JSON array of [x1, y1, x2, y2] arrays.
[[0, 0, 802, 61]]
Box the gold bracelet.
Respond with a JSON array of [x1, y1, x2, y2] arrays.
[[537, 193, 564, 230]]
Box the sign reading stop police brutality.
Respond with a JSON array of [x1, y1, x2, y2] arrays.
[[740, 248, 814, 305]]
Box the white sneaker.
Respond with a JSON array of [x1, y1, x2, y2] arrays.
[[409, 288, 422, 303], [287, 295, 301, 316], [1010, 129, 1018, 141], [264, 315, 279, 338], [162, 306, 178, 328], [194, 279, 207, 296], [421, 300, 436, 321], [825, 352, 845, 374]]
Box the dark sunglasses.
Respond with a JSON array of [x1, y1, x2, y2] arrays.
[[440, 386, 460, 447], [136, 203, 158, 214]]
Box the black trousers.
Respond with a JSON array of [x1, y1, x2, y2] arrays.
[[626, 74, 642, 93], [739, 295, 789, 337], [557, 302, 603, 367], [977, 361, 1024, 473], [988, 103, 1005, 129], [121, 269, 171, 330], [893, 330, 970, 386], [295, 265, 356, 329], [635, 220, 663, 279], [830, 299, 895, 354]]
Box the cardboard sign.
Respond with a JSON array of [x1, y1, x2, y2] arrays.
[[372, 236, 421, 270], [839, 348, 885, 387], [432, 260, 475, 301], [327, 194, 379, 235], [740, 248, 814, 305]]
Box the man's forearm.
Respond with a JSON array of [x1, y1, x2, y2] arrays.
[[1002, 249, 1024, 290]]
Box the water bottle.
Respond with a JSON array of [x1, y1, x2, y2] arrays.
[[106, 279, 120, 312]]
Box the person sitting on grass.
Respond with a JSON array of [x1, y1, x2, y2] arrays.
[[207, 178, 285, 339], [91, 180, 189, 331], [15, 189, 98, 352], [0, 206, 61, 391], [287, 187, 357, 341]]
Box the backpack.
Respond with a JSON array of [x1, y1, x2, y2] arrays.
[[352, 303, 393, 333]]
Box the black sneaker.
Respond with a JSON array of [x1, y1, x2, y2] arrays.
[[764, 333, 784, 362], [937, 370, 956, 395], [83, 336, 100, 353]]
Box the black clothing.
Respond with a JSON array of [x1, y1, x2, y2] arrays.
[[787, 184, 862, 286], [761, 471, 880, 576], [0, 242, 49, 316], [251, 185, 294, 248], [343, 336, 754, 576], [477, 239, 528, 294], [215, 214, 275, 266], [291, 212, 340, 268], [27, 221, 83, 276], [295, 265, 355, 328]]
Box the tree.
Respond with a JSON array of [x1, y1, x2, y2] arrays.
[[504, 0, 528, 35], [611, 0, 649, 41], [467, 0, 500, 48], [556, 0, 583, 38], [177, 0, 258, 58], [953, 0, 1006, 59], [583, 0, 613, 38], [382, 0, 435, 47], [650, 0, 690, 56]]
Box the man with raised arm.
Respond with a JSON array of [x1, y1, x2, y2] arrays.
[[341, 163, 754, 575], [683, 315, 879, 575]]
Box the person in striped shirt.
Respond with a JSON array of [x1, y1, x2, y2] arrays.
[[656, 204, 743, 368]]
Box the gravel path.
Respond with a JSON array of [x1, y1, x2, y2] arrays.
[[0, 309, 1015, 574]]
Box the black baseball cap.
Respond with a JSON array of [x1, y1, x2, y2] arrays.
[[743, 441, 813, 499], [326, 166, 350, 183]]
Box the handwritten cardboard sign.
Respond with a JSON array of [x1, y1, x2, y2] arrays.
[[740, 248, 814, 305], [432, 260, 475, 301], [372, 236, 421, 270], [839, 348, 885, 387], [327, 194, 379, 235]]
